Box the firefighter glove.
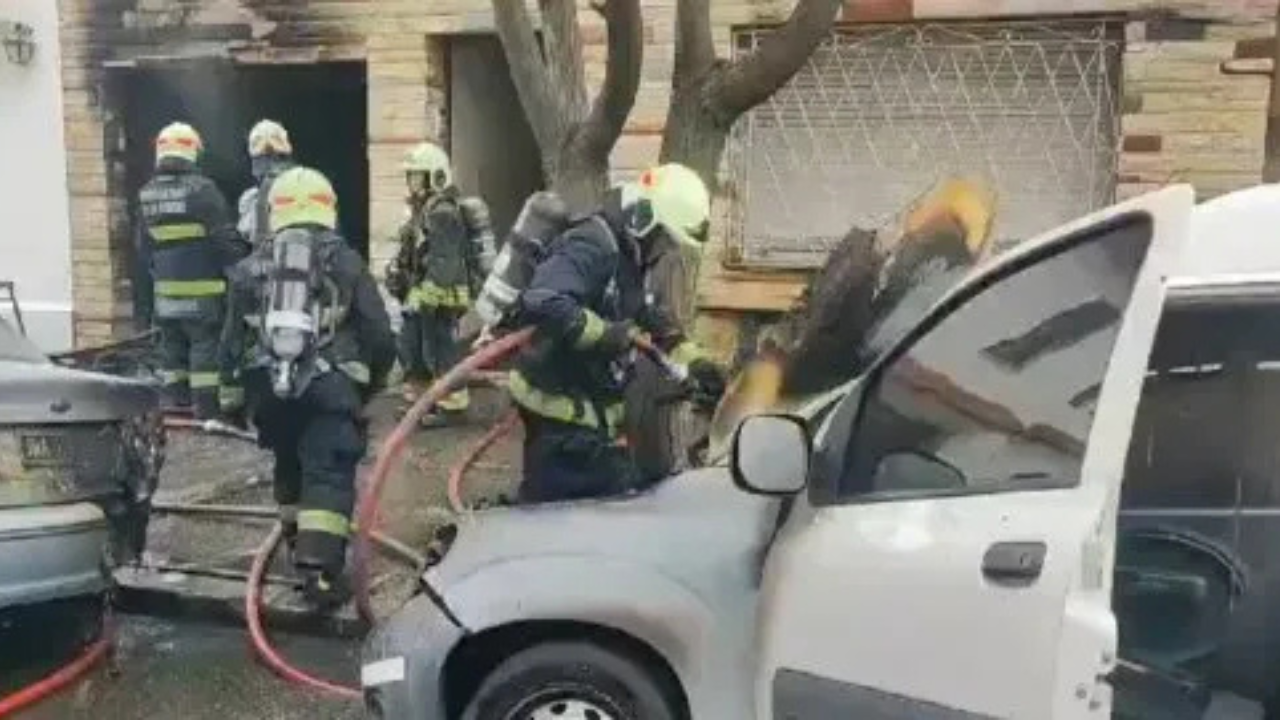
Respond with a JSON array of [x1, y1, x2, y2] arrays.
[[687, 359, 727, 409], [598, 321, 640, 357]]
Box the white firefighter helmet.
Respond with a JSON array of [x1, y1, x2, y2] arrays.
[[268, 166, 338, 232], [248, 119, 293, 158], [155, 122, 203, 165], [403, 142, 453, 193], [628, 163, 712, 249]]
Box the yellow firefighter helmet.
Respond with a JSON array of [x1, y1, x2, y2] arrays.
[[403, 142, 453, 193], [631, 163, 712, 249], [155, 122, 203, 165], [248, 119, 293, 158], [268, 167, 338, 232]]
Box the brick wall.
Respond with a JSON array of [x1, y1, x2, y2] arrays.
[[55, 0, 1280, 352]]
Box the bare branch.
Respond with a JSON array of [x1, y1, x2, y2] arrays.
[[539, 0, 589, 119], [714, 0, 841, 119], [674, 0, 715, 84], [492, 0, 561, 153], [580, 0, 643, 159]]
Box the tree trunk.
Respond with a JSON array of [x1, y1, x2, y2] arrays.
[[551, 134, 611, 211], [659, 76, 733, 191], [491, 0, 641, 209], [660, 0, 841, 192]]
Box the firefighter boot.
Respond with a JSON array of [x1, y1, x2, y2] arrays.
[[301, 568, 351, 612]]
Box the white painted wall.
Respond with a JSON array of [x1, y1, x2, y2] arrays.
[[0, 0, 73, 353]]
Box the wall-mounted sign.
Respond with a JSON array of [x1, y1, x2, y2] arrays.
[[1, 20, 36, 66]]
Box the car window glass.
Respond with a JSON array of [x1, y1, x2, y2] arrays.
[[0, 317, 45, 363], [1123, 301, 1280, 510], [838, 215, 1153, 498]]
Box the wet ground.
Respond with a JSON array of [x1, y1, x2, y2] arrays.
[[2, 386, 521, 719]]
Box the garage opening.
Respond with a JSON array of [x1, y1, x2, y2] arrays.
[[447, 35, 544, 238], [115, 61, 368, 324]]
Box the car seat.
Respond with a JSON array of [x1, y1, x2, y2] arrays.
[[1111, 527, 1261, 720]]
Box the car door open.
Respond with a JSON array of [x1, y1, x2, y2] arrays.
[[747, 186, 1193, 720]]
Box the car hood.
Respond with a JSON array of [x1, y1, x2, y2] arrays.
[[0, 359, 159, 424], [427, 468, 782, 595]]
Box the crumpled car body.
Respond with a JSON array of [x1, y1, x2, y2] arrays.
[[0, 317, 164, 608], [362, 468, 783, 720]]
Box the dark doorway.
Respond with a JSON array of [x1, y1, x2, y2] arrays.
[[117, 61, 368, 324], [448, 35, 544, 238]]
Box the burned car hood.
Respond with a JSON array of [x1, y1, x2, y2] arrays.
[[0, 359, 160, 424], [426, 468, 782, 596]]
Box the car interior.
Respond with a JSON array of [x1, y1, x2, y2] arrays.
[[1112, 294, 1280, 720]]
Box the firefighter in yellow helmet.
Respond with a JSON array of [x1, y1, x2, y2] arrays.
[[384, 142, 495, 426], [137, 121, 247, 418], [218, 166, 395, 610], [507, 163, 725, 503], [237, 119, 296, 249]]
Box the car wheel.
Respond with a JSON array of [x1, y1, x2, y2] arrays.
[[462, 642, 676, 720]]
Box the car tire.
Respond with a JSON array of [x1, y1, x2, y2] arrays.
[[462, 641, 677, 720]]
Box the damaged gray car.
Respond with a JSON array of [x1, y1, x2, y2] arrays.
[[0, 316, 164, 608]]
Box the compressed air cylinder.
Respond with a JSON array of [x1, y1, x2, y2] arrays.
[[474, 191, 570, 327]]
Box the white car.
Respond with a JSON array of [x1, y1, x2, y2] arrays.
[[363, 185, 1193, 719], [0, 316, 164, 608]]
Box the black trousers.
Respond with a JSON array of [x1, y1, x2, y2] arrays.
[[250, 370, 367, 574], [156, 313, 223, 419], [517, 408, 639, 504], [398, 308, 464, 383]]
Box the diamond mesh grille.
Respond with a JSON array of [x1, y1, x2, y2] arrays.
[[724, 20, 1124, 269]]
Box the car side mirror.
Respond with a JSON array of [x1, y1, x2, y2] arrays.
[[872, 450, 965, 492], [731, 414, 812, 496]]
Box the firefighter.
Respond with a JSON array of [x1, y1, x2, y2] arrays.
[[236, 119, 296, 249], [510, 163, 727, 503], [384, 142, 495, 426], [138, 122, 247, 418], [218, 167, 396, 609]]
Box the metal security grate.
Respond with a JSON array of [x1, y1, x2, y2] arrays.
[[724, 21, 1124, 269]]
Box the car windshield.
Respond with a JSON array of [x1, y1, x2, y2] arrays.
[[0, 317, 48, 364]]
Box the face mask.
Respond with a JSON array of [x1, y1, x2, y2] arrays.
[[624, 199, 658, 240], [407, 172, 430, 197], [251, 156, 279, 182]]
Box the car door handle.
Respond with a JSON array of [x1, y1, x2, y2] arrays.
[[982, 541, 1047, 587]]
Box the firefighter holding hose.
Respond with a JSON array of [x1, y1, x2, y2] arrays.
[[507, 163, 727, 503], [384, 142, 496, 427], [218, 167, 396, 609]]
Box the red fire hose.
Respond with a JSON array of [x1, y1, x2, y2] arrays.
[[351, 328, 535, 622], [0, 615, 113, 717], [240, 329, 533, 700], [244, 525, 363, 700], [447, 410, 520, 513]]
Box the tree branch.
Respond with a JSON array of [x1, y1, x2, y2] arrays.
[[492, 0, 562, 154], [580, 0, 643, 159], [713, 0, 841, 119], [673, 0, 715, 85], [539, 0, 589, 120]]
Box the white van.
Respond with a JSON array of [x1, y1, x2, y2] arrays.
[[364, 184, 1249, 720]]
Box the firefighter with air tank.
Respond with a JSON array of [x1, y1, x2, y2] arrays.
[[218, 166, 396, 610], [384, 142, 496, 427]]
